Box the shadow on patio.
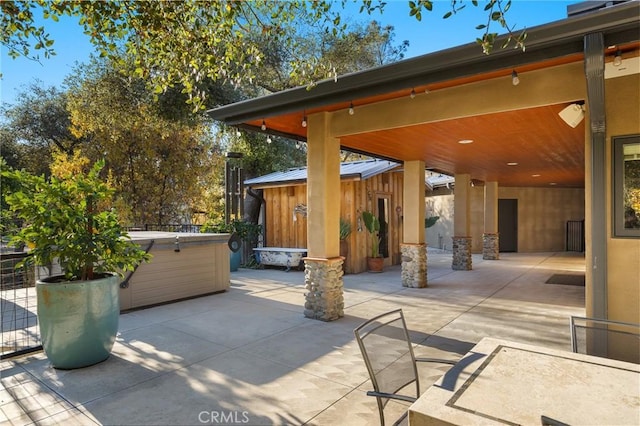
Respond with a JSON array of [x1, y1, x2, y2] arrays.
[[0, 251, 585, 425]]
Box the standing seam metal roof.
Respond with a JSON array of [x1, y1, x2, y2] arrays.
[[244, 159, 400, 186]]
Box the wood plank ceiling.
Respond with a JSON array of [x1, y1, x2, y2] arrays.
[[243, 55, 589, 188], [229, 37, 638, 190]]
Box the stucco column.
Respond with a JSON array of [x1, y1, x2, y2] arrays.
[[483, 181, 500, 260], [303, 112, 344, 321], [452, 173, 472, 270], [401, 160, 427, 287]]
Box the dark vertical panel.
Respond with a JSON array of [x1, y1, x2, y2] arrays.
[[498, 199, 518, 252]]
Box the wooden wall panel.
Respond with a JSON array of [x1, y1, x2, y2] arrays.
[[260, 171, 404, 274]]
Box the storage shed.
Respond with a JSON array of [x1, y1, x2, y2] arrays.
[[245, 159, 403, 274]]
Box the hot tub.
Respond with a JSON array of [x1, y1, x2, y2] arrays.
[[120, 232, 230, 310], [253, 247, 307, 271]]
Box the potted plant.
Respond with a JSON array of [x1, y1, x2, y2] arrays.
[[339, 218, 352, 271], [361, 210, 383, 272], [2, 159, 150, 369]]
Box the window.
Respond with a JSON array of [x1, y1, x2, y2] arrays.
[[613, 135, 640, 238]]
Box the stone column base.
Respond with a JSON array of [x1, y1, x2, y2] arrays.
[[304, 257, 344, 321], [401, 243, 427, 288], [482, 233, 500, 260], [452, 236, 472, 270]]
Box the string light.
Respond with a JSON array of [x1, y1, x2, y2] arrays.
[[613, 50, 623, 66], [511, 70, 520, 86]]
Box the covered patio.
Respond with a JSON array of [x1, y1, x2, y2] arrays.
[[1, 251, 585, 425]]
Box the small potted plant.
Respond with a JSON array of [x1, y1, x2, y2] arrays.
[[361, 210, 383, 272], [2, 158, 150, 369]]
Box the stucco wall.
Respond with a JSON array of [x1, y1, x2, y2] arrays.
[[604, 73, 640, 324], [425, 186, 585, 253], [498, 187, 585, 252]]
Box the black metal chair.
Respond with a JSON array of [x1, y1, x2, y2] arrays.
[[353, 309, 457, 426], [570, 315, 640, 364]]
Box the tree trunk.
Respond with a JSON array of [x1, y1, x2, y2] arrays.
[[242, 187, 265, 263]]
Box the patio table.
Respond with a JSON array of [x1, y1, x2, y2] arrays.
[[408, 337, 640, 425]]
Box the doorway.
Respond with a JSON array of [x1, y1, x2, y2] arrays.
[[498, 199, 518, 252], [376, 195, 391, 266]]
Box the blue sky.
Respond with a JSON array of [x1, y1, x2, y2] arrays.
[[0, 1, 575, 106]]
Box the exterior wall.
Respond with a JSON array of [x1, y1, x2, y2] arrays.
[[425, 192, 454, 250], [260, 170, 404, 274], [264, 185, 308, 249], [426, 187, 585, 253], [603, 73, 640, 325], [498, 187, 585, 252]]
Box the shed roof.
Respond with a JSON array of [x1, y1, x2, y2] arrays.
[[244, 159, 400, 188]]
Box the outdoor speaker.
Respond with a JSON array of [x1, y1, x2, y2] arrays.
[[558, 103, 585, 128]]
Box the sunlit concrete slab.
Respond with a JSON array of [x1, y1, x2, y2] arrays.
[[1, 252, 586, 425]]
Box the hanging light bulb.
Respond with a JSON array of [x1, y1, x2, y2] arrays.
[[266, 135, 272, 144], [424, 88, 430, 94], [301, 116, 307, 128], [613, 50, 623, 66], [236, 130, 241, 137], [348, 102, 354, 115], [410, 89, 416, 99], [261, 120, 266, 131], [511, 70, 520, 86], [295, 141, 300, 149]]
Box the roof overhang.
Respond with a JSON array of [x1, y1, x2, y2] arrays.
[[208, 2, 639, 129], [208, 2, 640, 188]]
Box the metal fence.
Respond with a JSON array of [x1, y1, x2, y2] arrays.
[[566, 220, 585, 252], [1, 252, 41, 359]]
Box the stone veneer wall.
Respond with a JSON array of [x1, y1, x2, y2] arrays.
[[401, 243, 427, 288], [452, 236, 472, 270], [482, 233, 500, 260], [304, 257, 344, 321]]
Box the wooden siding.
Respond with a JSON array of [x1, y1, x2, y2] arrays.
[[261, 170, 404, 274]]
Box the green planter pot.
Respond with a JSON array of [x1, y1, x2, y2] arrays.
[[37, 273, 119, 369]]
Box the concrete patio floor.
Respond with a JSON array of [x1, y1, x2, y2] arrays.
[[1, 251, 585, 425]]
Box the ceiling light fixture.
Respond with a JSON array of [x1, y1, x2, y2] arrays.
[[261, 120, 266, 131], [507, 162, 518, 166], [613, 49, 623, 66], [558, 102, 585, 128], [410, 89, 416, 99], [348, 102, 355, 115], [458, 139, 474, 144], [511, 70, 520, 86], [532, 174, 541, 177]]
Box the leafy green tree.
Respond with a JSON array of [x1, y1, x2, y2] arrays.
[[0, 83, 84, 175], [64, 57, 219, 226], [1, 0, 523, 110]]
